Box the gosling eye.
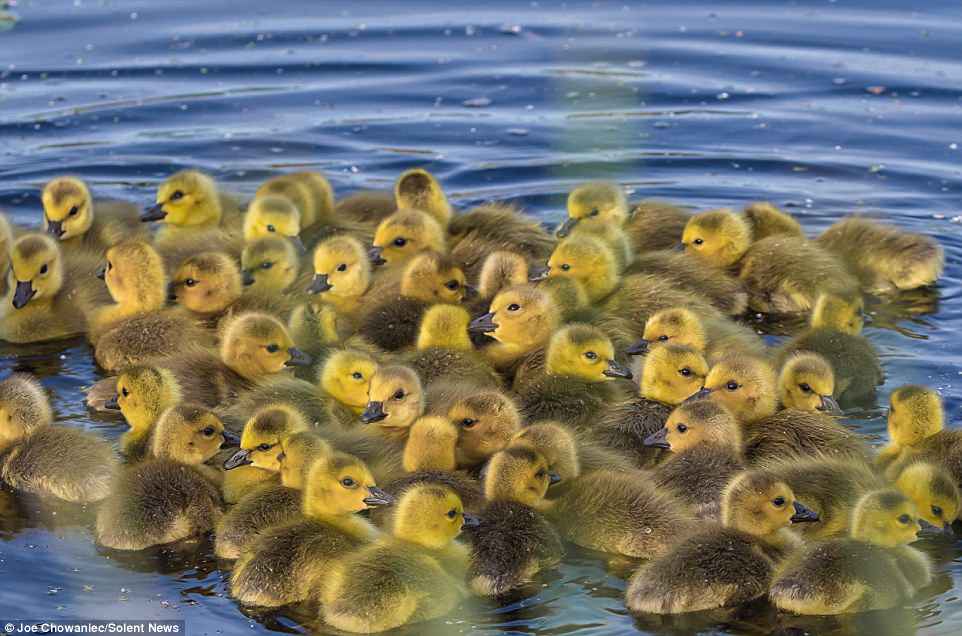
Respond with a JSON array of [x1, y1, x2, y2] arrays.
[[352, 372, 363, 380], [39, 264, 49, 275], [932, 505, 944, 518], [266, 224, 276, 233], [341, 477, 357, 488], [536, 469, 547, 478], [693, 238, 704, 246], [446, 509, 458, 519], [121, 387, 130, 398], [584, 351, 598, 361], [507, 303, 521, 312], [445, 280, 460, 290], [260, 261, 273, 270], [460, 418, 477, 428], [799, 383, 813, 394], [393, 237, 407, 247], [170, 190, 184, 201], [772, 496, 786, 507], [265, 343, 280, 353], [589, 207, 600, 217], [106, 261, 113, 271], [898, 514, 912, 525], [392, 390, 405, 400], [202, 426, 215, 437], [726, 381, 739, 391], [184, 278, 197, 287], [657, 335, 670, 342], [679, 367, 692, 377], [560, 263, 571, 271], [68, 206, 80, 217], [676, 423, 688, 433], [257, 443, 272, 452], [336, 263, 347, 272]]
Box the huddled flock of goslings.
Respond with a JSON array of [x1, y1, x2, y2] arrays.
[[0, 168, 955, 630]]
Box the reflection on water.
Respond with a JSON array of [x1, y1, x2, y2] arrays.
[[1, 0, 962, 634]]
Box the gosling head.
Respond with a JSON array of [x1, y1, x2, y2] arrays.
[[9, 234, 64, 309], [559, 181, 629, 238], [223, 404, 310, 472], [370, 208, 446, 267], [778, 352, 839, 413], [361, 365, 424, 431], [319, 349, 379, 413], [0, 374, 53, 451], [644, 400, 741, 455], [471, 284, 560, 352], [446, 391, 521, 467], [111, 366, 181, 435], [277, 432, 333, 490], [402, 416, 459, 473], [682, 209, 752, 268], [256, 172, 335, 226], [478, 251, 529, 300], [721, 471, 818, 537], [221, 312, 311, 380], [242, 194, 302, 245], [887, 385, 943, 448], [102, 241, 167, 311], [309, 235, 371, 300], [703, 355, 778, 423], [150, 404, 234, 465], [850, 490, 922, 548], [144, 170, 222, 227], [400, 251, 468, 304], [169, 251, 242, 314], [41, 176, 94, 240], [811, 293, 865, 335], [633, 307, 708, 356], [392, 484, 477, 549], [545, 234, 619, 303], [509, 421, 581, 482], [640, 344, 709, 406], [303, 452, 390, 519], [484, 447, 558, 510], [417, 304, 473, 351], [545, 324, 633, 382], [894, 462, 961, 530], [394, 168, 452, 227], [241, 235, 300, 292]]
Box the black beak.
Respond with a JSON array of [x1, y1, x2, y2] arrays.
[[289, 235, 306, 254], [368, 245, 386, 267], [220, 430, 242, 450], [462, 513, 482, 528], [166, 282, 178, 303], [12, 280, 35, 309], [548, 471, 562, 485], [360, 401, 387, 424], [643, 427, 671, 449], [96, 264, 107, 280], [790, 501, 820, 523], [468, 312, 498, 334], [818, 395, 843, 415], [602, 359, 633, 380], [46, 219, 65, 238], [103, 394, 121, 411], [141, 202, 167, 222], [528, 265, 550, 282], [625, 339, 650, 356], [223, 448, 252, 469], [556, 217, 579, 238], [308, 273, 332, 294], [362, 486, 395, 507], [684, 387, 712, 404], [285, 347, 312, 367], [462, 283, 478, 300], [673, 242, 686, 252], [241, 270, 255, 286]]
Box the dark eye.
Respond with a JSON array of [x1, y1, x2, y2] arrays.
[[799, 383, 812, 393], [121, 387, 129, 397], [536, 468, 547, 478], [726, 381, 739, 391], [184, 278, 197, 287], [260, 261, 273, 270], [393, 237, 407, 247], [336, 263, 347, 272], [898, 514, 911, 525], [507, 303, 520, 312], [68, 206, 79, 217], [932, 505, 944, 518], [352, 372, 363, 380], [266, 343, 279, 353], [258, 443, 272, 451], [679, 368, 692, 377], [39, 264, 48, 275], [657, 335, 669, 342], [676, 423, 688, 433], [585, 351, 598, 360], [460, 418, 477, 428], [341, 477, 356, 488], [170, 190, 184, 201], [266, 224, 276, 233], [693, 238, 704, 246], [202, 426, 215, 436], [445, 280, 460, 290], [106, 261, 113, 271], [773, 496, 786, 507], [446, 509, 457, 519], [589, 207, 600, 217], [560, 264, 571, 271], [393, 390, 405, 400]]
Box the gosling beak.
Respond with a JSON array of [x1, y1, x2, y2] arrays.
[[556, 217, 579, 238], [241, 270, 256, 286], [285, 347, 312, 367], [918, 518, 943, 535], [528, 265, 550, 282], [103, 394, 121, 411], [140, 202, 167, 222], [673, 242, 686, 252], [308, 273, 332, 294], [468, 312, 498, 334], [223, 448, 252, 469], [643, 427, 671, 449], [166, 282, 178, 303], [220, 430, 242, 450], [360, 401, 387, 424], [368, 245, 386, 267], [461, 513, 482, 529], [625, 339, 650, 356], [790, 501, 820, 523], [818, 395, 843, 415], [46, 219, 65, 239], [275, 451, 286, 463], [95, 264, 107, 280], [12, 280, 35, 309], [602, 359, 633, 380], [289, 235, 306, 254], [362, 486, 395, 508], [548, 471, 562, 485], [462, 283, 479, 300], [684, 387, 713, 404]]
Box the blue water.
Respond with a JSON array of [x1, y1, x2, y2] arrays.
[[1, 0, 961, 634]]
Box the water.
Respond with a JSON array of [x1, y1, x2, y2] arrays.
[[0, 0, 961, 633]]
